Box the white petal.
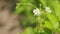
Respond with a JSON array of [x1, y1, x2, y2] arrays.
[[45, 7, 50, 11], [33, 8, 41, 16], [45, 7, 52, 13]]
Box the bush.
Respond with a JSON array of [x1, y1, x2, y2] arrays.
[[15, 0, 60, 34]]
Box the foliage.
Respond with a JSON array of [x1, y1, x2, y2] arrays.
[[15, 0, 60, 34]]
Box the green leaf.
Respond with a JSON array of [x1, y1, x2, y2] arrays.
[[46, 14, 57, 23], [23, 27, 34, 34], [43, 27, 52, 34], [46, 14, 59, 29], [15, 6, 25, 15], [44, 20, 53, 30], [39, 0, 47, 7], [54, 5, 60, 21]]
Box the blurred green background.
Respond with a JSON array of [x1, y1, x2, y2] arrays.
[[15, 0, 60, 34]]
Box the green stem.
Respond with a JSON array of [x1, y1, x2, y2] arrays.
[[15, 3, 37, 15], [16, 3, 37, 9]]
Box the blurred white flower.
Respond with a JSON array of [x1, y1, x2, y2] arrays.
[[33, 8, 41, 16], [45, 7, 52, 13]]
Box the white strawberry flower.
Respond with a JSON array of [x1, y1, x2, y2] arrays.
[[33, 8, 41, 16], [45, 7, 52, 13]]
